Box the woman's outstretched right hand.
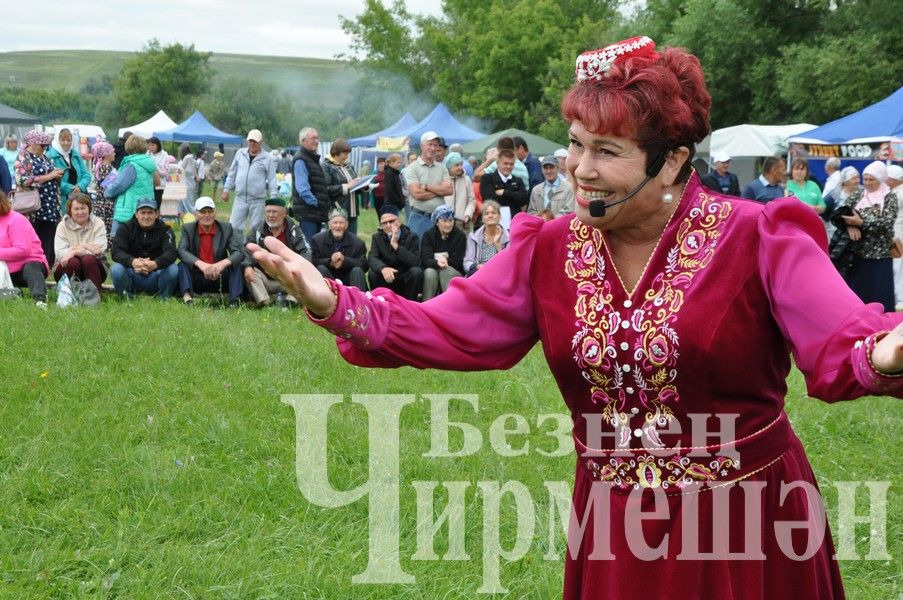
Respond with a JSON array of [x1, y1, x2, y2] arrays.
[[247, 237, 337, 318]]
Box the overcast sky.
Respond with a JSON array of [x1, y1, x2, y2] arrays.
[[4, 1, 444, 60]]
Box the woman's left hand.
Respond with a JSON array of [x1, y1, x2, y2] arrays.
[[870, 323, 903, 374]]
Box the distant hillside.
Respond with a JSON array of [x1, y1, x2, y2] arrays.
[[0, 50, 361, 100]]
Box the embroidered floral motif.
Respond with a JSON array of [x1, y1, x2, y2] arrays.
[[585, 454, 737, 490], [328, 304, 372, 344], [565, 190, 733, 460]]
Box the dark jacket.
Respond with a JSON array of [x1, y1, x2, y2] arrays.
[[111, 217, 178, 268], [178, 220, 244, 268], [700, 171, 741, 196], [0, 157, 10, 194], [480, 170, 529, 216], [383, 165, 406, 210], [243, 217, 311, 267], [523, 153, 544, 191], [311, 230, 368, 273], [827, 198, 860, 280], [420, 225, 466, 273], [292, 147, 329, 223], [322, 156, 364, 218], [368, 225, 420, 273]]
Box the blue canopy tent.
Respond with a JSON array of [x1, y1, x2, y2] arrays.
[[153, 110, 244, 145], [347, 112, 418, 148], [394, 103, 486, 146], [789, 86, 903, 181]]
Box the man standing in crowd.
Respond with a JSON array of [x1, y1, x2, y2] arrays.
[[742, 156, 786, 203], [243, 197, 311, 307], [435, 137, 449, 164], [480, 149, 529, 218], [277, 151, 292, 175], [292, 127, 331, 244], [528, 155, 574, 217], [368, 205, 423, 300], [178, 196, 244, 307], [701, 151, 740, 196], [222, 129, 277, 234], [111, 197, 179, 299], [554, 148, 568, 172], [311, 207, 368, 292], [514, 136, 543, 192], [822, 156, 842, 201], [405, 131, 452, 240]]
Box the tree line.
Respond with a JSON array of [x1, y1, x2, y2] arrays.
[[340, 0, 903, 143], [0, 40, 396, 148], [3, 1, 900, 149]]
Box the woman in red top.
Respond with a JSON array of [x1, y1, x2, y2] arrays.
[[249, 37, 903, 599]]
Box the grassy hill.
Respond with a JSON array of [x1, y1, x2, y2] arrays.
[[0, 49, 361, 99]]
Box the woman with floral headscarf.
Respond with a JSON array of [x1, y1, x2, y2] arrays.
[[15, 129, 65, 265], [420, 204, 466, 300], [840, 160, 898, 311], [91, 140, 116, 241]]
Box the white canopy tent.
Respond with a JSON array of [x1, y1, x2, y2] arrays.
[[695, 123, 816, 186], [118, 110, 178, 139]]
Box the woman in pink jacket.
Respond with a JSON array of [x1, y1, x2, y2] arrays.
[[0, 190, 49, 307]]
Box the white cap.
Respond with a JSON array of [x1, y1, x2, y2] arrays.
[[420, 131, 440, 144], [712, 151, 731, 163], [246, 129, 263, 142], [553, 148, 568, 159], [887, 164, 903, 181], [195, 196, 216, 211]]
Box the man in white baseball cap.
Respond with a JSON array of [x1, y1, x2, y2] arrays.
[[221, 128, 277, 235], [405, 131, 452, 239], [178, 196, 245, 307], [701, 151, 740, 196]]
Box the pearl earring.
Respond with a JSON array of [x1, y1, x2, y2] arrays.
[[662, 192, 674, 204]]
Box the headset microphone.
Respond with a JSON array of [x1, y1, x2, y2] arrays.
[[587, 149, 669, 218]]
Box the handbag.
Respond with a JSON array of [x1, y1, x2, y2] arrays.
[[71, 278, 101, 306], [11, 188, 41, 215]]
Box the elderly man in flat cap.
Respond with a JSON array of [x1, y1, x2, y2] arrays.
[[310, 207, 368, 292], [242, 196, 311, 307]]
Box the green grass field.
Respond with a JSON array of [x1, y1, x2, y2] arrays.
[[0, 50, 359, 99], [0, 199, 901, 598]]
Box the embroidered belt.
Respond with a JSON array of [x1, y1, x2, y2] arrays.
[[574, 412, 793, 495]]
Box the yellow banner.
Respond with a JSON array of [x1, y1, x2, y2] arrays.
[[376, 136, 410, 152]]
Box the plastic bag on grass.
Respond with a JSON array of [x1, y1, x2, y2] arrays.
[[56, 274, 77, 308]]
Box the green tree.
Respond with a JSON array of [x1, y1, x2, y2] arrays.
[[340, 0, 617, 132], [201, 78, 299, 147], [775, 34, 902, 125], [0, 88, 98, 124], [338, 1, 427, 90], [112, 39, 212, 124]]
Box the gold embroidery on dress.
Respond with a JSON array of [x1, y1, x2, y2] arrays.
[[566, 190, 735, 489]]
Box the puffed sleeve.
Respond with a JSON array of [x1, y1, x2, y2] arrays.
[[758, 198, 903, 399], [309, 214, 543, 370]]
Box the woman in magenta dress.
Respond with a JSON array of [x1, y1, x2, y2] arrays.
[[249, 38, 903, 600]]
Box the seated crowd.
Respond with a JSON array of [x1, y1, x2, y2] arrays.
[[0, 127, 576, 308]]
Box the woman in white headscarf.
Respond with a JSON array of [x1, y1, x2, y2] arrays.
[[841, 161, 898, 311]]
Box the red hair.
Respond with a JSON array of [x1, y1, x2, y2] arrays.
[[562, 46, 711, 182]]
